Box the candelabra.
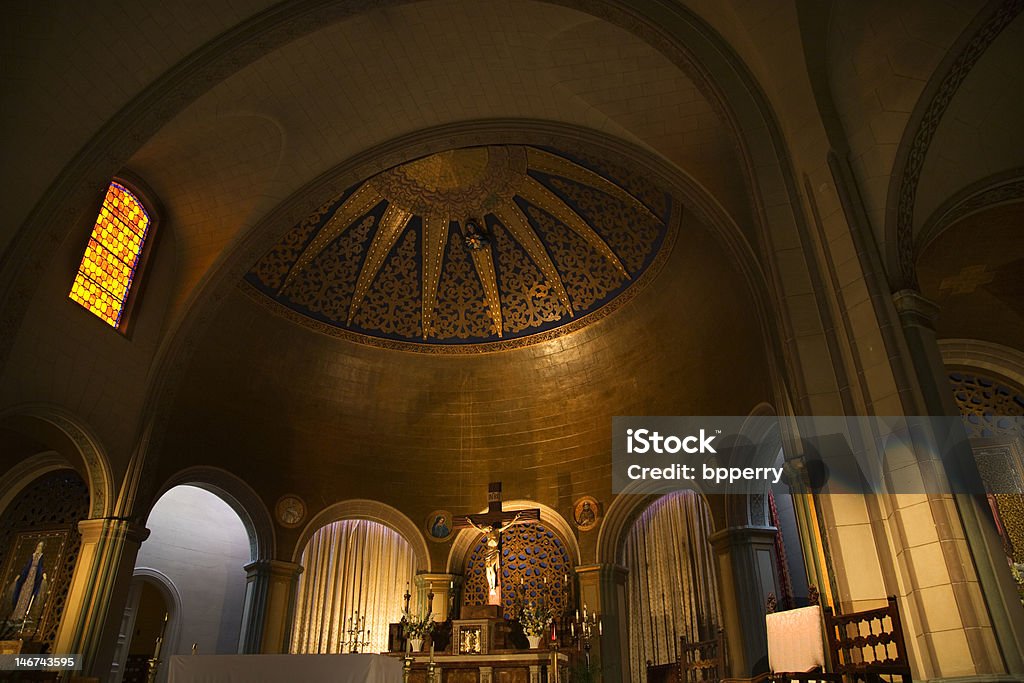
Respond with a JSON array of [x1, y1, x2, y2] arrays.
[[342, 610, 372, 653], [568, 604, 602, 671], [146, 612, 169, 683]]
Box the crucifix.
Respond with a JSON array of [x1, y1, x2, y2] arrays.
[[454, 482, 540, 606]]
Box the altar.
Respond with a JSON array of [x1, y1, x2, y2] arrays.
[[395, 650, 570, 683], [166, 653, 402, 683]]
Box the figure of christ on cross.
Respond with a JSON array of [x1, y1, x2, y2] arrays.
[[454, 482, 540, 606]]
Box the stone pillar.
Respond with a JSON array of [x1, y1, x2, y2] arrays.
[[575, 563, 628, 683], [415, 573, 459, 621], [53, 518, 149, 678], [708, 526, 779, 678], [238, 560, 286, 653], [893, 289, 1024, 677], [243, 560, 302, 653]]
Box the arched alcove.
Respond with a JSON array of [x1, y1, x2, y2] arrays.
[[621, 490, 720, 683], [290, 517, 416, 655], [134, 485, 251, 656]]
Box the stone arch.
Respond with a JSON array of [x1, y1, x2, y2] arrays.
[[0, 404, 113, 518], [940, 339, 1024, 395], [293, 499, 429, 572], [150, 466, 276, 563], [0, 451, 73, 518], [917, 171, 1024, 257], [596, 480, 715, 568], [445, 499, 580, 575], [130, 568, 184, 661], [2, 0, 813, 436], [883, 2, 1024, 289]]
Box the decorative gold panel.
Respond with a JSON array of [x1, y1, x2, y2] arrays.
[[245, 145, 673, 351]]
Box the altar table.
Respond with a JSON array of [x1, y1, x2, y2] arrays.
[[395, 650, 570, 683], [167, 653, 402, 683]]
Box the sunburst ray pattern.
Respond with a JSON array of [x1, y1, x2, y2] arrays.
[[247, 145, 671, 349]]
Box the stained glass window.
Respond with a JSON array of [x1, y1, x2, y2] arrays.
[[69, 181, 152, 328]]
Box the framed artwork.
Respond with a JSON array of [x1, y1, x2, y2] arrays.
[[1, 529, 70, 634], [572, 496, 600, 532], [425, 510, 453, 542]]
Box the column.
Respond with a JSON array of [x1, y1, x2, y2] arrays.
[[241, 560, 302, 653], [53, 518, 149, 678], [415, 573, 460, 621], [575, 563, 628, 683], [708, 526, 779, 678], [894, 290, 1024, 677], [238, 560, 290, 653]]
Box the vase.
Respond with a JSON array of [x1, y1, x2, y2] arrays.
[[527, 634, 542, 649], [409, 637, 424, 652]]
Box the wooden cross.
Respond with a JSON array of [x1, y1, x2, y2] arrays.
[[454, 482, 540, 606]]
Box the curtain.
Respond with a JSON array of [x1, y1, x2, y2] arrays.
[[623, 491, 720, 683], [291, 519, 415, 654]]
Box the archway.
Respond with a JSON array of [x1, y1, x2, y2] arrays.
[[0, 469, 90, 651], [621, 490, 720, 683], [114, 570, 182, 683], [291, 517, 417, 655], [132, 485, 251, 657]]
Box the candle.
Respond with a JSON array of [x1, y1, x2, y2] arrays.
[[599, 619, 603, 636], [571, 622, 575, 637]]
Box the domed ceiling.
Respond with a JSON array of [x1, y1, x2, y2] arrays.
[[244, 145, 675, 350]]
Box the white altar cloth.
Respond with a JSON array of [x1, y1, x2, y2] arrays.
[[167, 653, 402, 683], [766, 605, 826, 674]]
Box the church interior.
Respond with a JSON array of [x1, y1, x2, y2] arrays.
[[1, 1, 1023, 682]]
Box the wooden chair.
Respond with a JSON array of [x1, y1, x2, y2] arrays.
[[646, 629, 726, 683], [679, 629, 727, 683], [823, 596, 911, 682]]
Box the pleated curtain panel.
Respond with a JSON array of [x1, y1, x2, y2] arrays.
[[623, 490, 721, 683], [291, 519, 416, 654]]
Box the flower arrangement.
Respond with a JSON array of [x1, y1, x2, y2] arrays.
[[401, 597, 435, 639], [517, 600, 554, 637], [401, 612, 435, 639]]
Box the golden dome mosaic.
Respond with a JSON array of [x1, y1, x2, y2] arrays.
[[245, 145, 675, 350]]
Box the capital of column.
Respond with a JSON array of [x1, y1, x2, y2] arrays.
[[77, 517, 150, 545], [415, 573, 460, 621], [575, 563, 628, 584], [243, 559, 303, 581], [708, 525, 778, 551], [892, 289, 940, 331]]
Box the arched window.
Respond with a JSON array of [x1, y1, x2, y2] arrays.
[[69, 180, 155, 329]]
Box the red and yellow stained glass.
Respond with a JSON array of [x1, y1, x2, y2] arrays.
[[69, 182, 151, 327]]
